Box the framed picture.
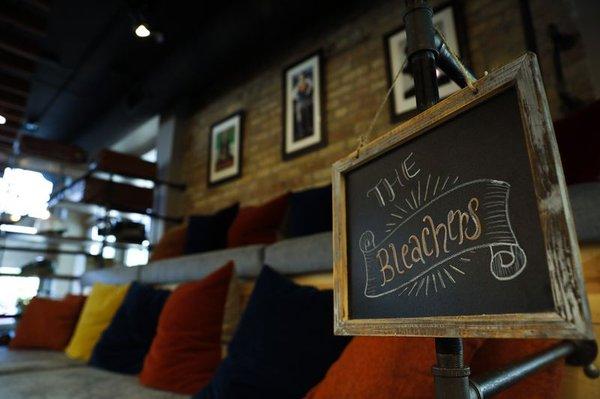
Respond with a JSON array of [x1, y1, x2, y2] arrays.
[[384, 2, 469, 122], [208, 111, 244, 186], [282, 51, 326, 160]]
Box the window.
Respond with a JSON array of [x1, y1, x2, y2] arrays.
[[141, 148, 157, 163], [0, 167, 53, 220], [0, 168, 52, 315]]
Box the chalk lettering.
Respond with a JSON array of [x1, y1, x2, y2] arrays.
[[402, 152, 421, 179], [366, 153, 421, 207], [465, 198, 482, 240], [377, 248, 395, 286], [376, 196, 482, 287]]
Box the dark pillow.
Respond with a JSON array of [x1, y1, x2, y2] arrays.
[[194, 266, 350, 399], [89, 282, 170, 374], [554, 100, 600, 184], [284, 185, 332, 238], [227, 194, 290, 248], [185, 203, 239, 254]]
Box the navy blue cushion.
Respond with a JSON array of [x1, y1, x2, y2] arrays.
[[89, 282, 170, 374], [194, 265, 349, 399], [184, 203, 239, 254], [284, 185, 332, 238]]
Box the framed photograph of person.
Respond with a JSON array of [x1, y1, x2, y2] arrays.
[[384, 2, 469, 122], [282, 51, 326, 160], [207, 111, 244, 187]]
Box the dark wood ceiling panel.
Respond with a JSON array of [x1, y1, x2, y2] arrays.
[[0, 105, 23, 121], [2, 112, 25, 125], [0, 48, 36, 76], [27, 0, 52, 14], [0, 120, 22, 133], [0, 72, 30, 97], [0, 89, 28, 111], [0, 27, 43, 61], [0, 1, 47, 37]]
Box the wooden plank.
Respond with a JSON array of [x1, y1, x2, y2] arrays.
[[0, 132, 86, 165], [0, 88, 28, 111], [0, 71, 30, 97], [26, 0, 52, 14], [0, 105, 24, 122], [0, 92, 27, 112], [0, 27, 43, 61], [0, 1, 47, 37], [332, 53, 592, 339], [559, 244, 599, 398], [0, 48, 36, 76], [2, 112, 24, 125], [94, 149, 157, 180], [0, 120, 22, 132]]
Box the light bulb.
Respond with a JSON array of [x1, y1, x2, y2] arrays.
[[0, 115, 6, 125], [135, 24, 151, 38]]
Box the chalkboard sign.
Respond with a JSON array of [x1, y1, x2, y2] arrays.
[[332, 54, 593, 339]]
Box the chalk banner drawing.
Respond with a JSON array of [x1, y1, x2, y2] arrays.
[[359, 177, 527, 298]]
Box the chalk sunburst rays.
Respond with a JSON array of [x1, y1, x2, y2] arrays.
[[378, 173, 473, 297], [384, 174, 461, 234], [397, 252, 474, 297]]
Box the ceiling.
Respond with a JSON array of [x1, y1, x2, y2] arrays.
[[2, 0, 388, 153]]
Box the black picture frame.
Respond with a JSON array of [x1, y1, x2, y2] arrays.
[[281, 50, 327, 160], [207, 111, 244, 187], [383, 1, 470, 123]]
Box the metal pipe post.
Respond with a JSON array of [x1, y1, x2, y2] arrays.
[[469, 340, 598, 398], [404, 2, 468, 396], [404, 0, 439, 112]]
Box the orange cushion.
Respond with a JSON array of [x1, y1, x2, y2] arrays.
[[227, 193, 289, 247], [139, 262, 234, 395], [10, 295, 86, 351], [150, 224, 187, 261], [469, 339, 564, 399], [306, 337, 483, 399]]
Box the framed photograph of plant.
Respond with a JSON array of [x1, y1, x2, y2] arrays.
[[208, 111, 244, 186]]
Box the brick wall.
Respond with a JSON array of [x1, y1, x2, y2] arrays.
[[180, 0, 594, 215]]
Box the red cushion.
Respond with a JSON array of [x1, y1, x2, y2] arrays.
[[305, 337, 483, 399], [10, 295, 86, 351], [227, 193, 289, 247], [149, 224, 187, 261], [139, 262, 233, 395], [469, 339, 564, 399]]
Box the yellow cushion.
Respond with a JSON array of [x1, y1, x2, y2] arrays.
[[65, 282, 129, 361]]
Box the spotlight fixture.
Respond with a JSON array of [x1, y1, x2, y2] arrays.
[[131, 10, 164, 43], [24, 121, 39, 131], [135, 23, 151, 38], [0, 115, 6, 125]]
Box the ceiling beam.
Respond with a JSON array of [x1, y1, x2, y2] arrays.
[[1, 112, 25, 125], [0, 89, 27, 111], [0, 28, 42, 61], [26, 0, 52, 14], [0, 120, 22, 133], [0, 129, 17, 139], [0, 2, 47, 37], [0, 132, 87, 164], [0, 106, 23, 121], [0, 48, 36, 76], [0, 72, 30, 97]]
